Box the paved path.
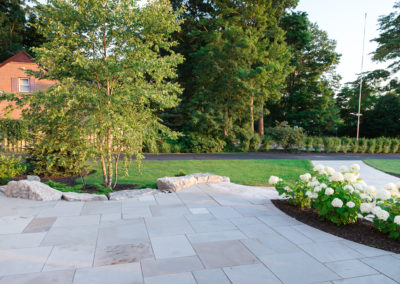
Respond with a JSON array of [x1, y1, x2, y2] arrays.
[[312, 160, 400, 189], [142, 153, 400, 161], [0, 183, 399, 284]]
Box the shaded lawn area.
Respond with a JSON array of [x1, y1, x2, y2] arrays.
[[363, 159, 400, 176], [79, 159, 313, 188]]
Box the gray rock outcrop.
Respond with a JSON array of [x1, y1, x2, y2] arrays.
[[62, 192, 108, 202], [157, 173, 230, 192], [5, 180, 62, 201]]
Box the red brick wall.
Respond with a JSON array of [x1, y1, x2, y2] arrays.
[[0, 61, 55, 119]]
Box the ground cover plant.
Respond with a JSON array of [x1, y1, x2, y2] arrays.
[[80, 159, 313, 189], [270, 163, 400, 241]]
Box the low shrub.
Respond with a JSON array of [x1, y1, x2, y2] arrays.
[[312, 137, 323, 152], [367, 139, 376, 154], [350, 138, 359, 153], [375, 138, 384, 154], [45, 180, 83, 193], [341, 137, 351, 153], [323, 137, 335, 153], [261, 136, 274, 151], [271, 163, 363, 225], [304, 137, 313, 152], [0, 155, 26, 184], [187, 133, 226, 153], [268, 122, 305, 151], [249, 133, 261, 152], [175, 169, 187, 177], [159, 141, 172, 153], [391, 139, 400, 153], [382, 138, 392, 154], [358, 138, 368, 153]]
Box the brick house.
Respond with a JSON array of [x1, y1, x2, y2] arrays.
[[0, 51, 55, 119]]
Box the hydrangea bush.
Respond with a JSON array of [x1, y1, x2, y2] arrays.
[[270, 163, 400, 239]]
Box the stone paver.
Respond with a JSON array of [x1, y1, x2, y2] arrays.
[[0, 181, 399, 283]]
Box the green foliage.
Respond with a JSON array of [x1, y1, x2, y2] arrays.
[[391, 139, 400, 153], [383, 138, 393, 154], [44, 180, 83, 193], [0, 119, 27, 145], [372, 1, 400, 72], [304, 137, 313, 152], [159, 141, 172, 154], [349, 138, 359, 153], [249, 134, 261, 152], [375, 138, 384, 153], [312, 137, 323, 152], [367, 139, 376, 154], [372, 202, 400, 241], [267, 122, 305, 151], [0, 155, 25, 184], [261, 136, 274, 151], [45, 180, 113, 195], [341, 137, 351, 154], [187, 133, 226, 153], [6, 0, 183, 188], [175, 169, 187, 177], [274, 179, 311, 209], [273, 166, 362, 225], [323, 137, 340, 153], [358, 138, 368, 153]]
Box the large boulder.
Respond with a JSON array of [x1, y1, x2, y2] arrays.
[[109, 188, 160, 201], [5, 180, 62, 201], [157, 173, 230, 192], [62, 192, 108, 202]]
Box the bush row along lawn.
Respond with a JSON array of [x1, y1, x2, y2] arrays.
[[363, 159, 400, 176], [78, 159, 314, 189]]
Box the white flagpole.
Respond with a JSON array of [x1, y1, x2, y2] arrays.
[[356, 13, 367, 140]]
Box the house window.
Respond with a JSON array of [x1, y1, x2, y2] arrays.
[[19, 78, 30, 93]]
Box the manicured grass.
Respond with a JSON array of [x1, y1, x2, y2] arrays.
[[364, 159, 400, 176], [79, 159, 313, 188]]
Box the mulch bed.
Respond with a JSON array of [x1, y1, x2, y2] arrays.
[[11, 174, 139, 192], [272, 199, 400, 254]]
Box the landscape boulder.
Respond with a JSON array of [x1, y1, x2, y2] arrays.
[[109, 188, 160, 200], [62, 192, 108, 202], [157, 173, 230, 192], [5, 180, 62, 201]]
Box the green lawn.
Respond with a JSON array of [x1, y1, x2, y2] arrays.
[[79, 159, 313, 188], [364, 159, 400, 176]]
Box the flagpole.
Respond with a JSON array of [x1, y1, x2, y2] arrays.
[[356, 13, 367, 140]]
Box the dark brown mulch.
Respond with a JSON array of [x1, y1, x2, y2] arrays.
[[272, 199, 400, 254]]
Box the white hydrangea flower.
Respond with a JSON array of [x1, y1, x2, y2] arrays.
[[331, 198, 343, 208], [375, 189, 391, 201], [353, 183, 364, 191], [394, 216, 400, 226], [269, 176, 280, 185], [320, 183, 327, 188], [396, 182, 400, 190], [329, 172, 344, 182], [364, 186, 376, 196], [344, 185, 354, 193], [284, 186, 292, 192], [300, 173, 312, 182], [384, 183, 397, 191], [360, 202, 374, 213], [344, 173, 357, 183], [325, 187, 334, 195], [350, 163, 360, 171], [307, 181, 320, 187], [313, 164, 324, 171], [314, 186, 322, 193], [360, 193, 372, 202], [325, 166, 336, 175], [346, 201, 355, 208], [376, 208, 390, 221], [339, 165, 349, 172]]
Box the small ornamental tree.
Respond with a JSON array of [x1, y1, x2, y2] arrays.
[[5, 0, 183, 187]]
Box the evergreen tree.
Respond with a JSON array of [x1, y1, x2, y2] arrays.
[[266, 12, 342, 136]]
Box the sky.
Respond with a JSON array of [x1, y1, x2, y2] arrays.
[[296, 0, 396, 85]]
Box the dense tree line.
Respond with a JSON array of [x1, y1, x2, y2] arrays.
[[2, 0, 400, 155]]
